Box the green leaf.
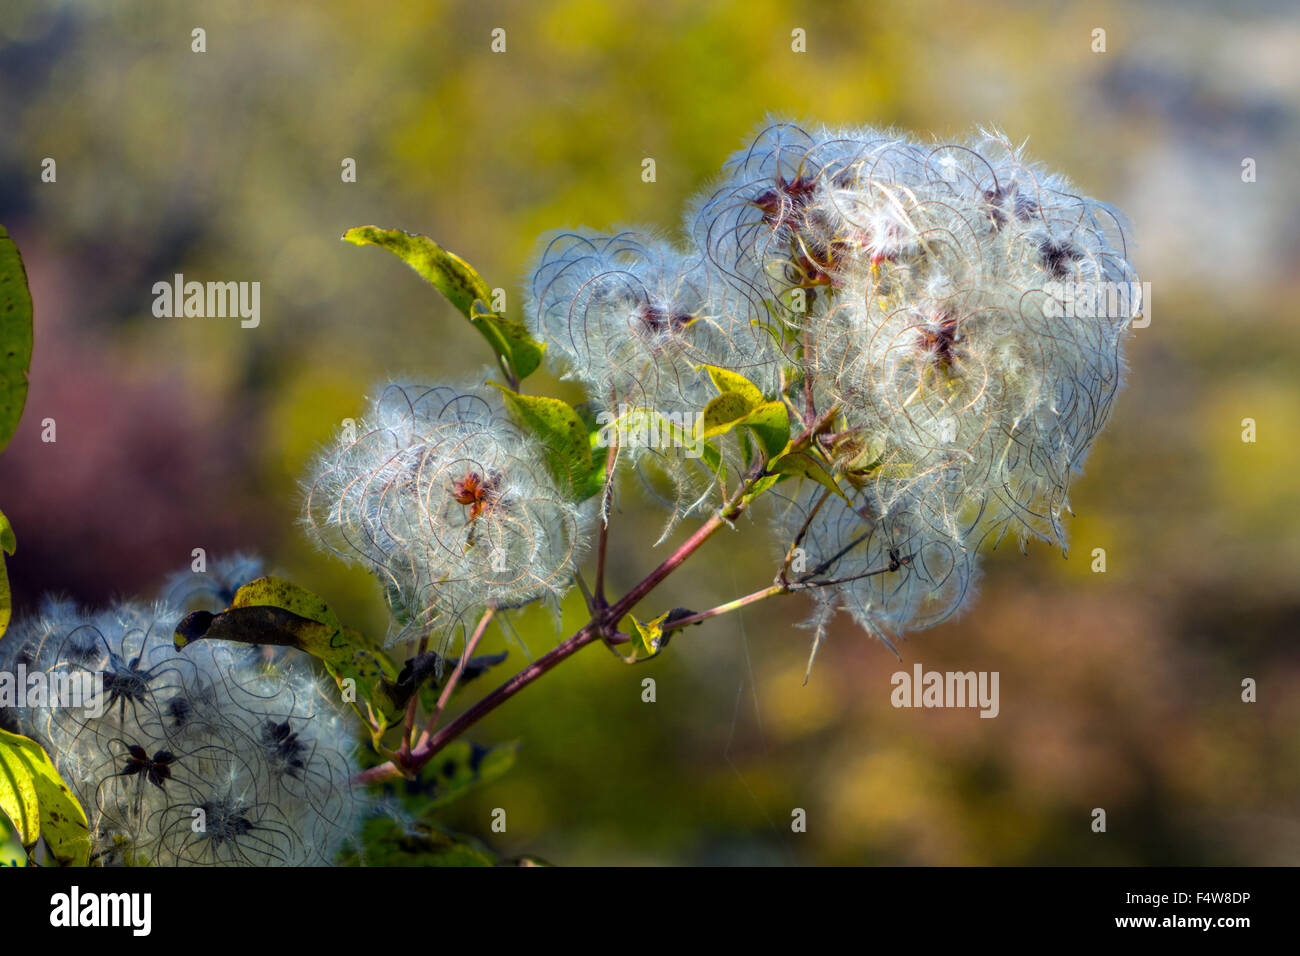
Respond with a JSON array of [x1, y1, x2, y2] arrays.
[[735, 401, 790, 460], [344, 225, 488, 322], [0, 226, 33, 454], [174, 576, 406, 736], [490, 384, 599, 500], [770, 451, 849, 500], [0, 508, 13, 643], [701, 391, 758, 438], [344, 226, 544, 381], [416, 739, 520, 813], [740, 471, 785, 506], [0, 729, 91, 866], [470, 299, 545, 381], [341, 817, 498, 867], [702, 364, 765, 406]]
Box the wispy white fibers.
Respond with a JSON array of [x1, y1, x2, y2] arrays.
[[525, 228, 781, 412], [303, 379, 587, 645], [524, 230, 783, 532], [4, 596, 362, 866], [160, 552, 265, 611], [695, 121, 1138, 650], [313, 121, 1137, 661], [774, 482, 980, 667]]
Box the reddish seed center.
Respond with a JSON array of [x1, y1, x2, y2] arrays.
[[753, 174, 819, 225], [916, 312, 962, 368], [638, 304, 693, 334], [451, 470, 499, 520]]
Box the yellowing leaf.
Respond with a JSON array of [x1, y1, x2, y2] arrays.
[[0, 508, 13, 643], [229, 575, 342, 630], [0, 729, 91, 865], [702, 392, 758, 438], [0, 225, 34, 454], [699, 369, 789, 460], [174, 577, 405, 738], [344, 226, 544, 381], [702, 364, 765, 406], [630, 612, 671, 657]]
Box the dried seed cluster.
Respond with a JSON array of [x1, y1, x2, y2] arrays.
[[529, 122, 1139, 645], [2, 572, 361, 866], [304, 381, 587, 644]]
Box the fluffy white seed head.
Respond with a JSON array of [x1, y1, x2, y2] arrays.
[[695, 122, 1136, 538], [160, 552, 265, 611], [806, 128, 1136, 546], [776, 482, 979, 648], [303, 379, 587, 644], [694, 122, 1138, 645], [525, 228, 781, 412], [4, 596, 362, 866]]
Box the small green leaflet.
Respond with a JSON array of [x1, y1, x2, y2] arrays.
[[0, 225, 34, 454], [490, 383, 604, 500], [698, 364, 790, 460], [343, 226, 544, 381]]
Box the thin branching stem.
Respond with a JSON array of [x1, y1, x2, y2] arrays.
[[354, 461, 770, 785], [778, 486, 832, 584], [357, 411, 855, 785], [659, 552, 905, 638], [660, 583, 787, 633], [396, 632, 431, 759], [417, 607, 495, 742], [593, 435, 619, 615]]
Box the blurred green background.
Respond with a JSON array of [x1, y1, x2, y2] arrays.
[[1, 0, 1297, 864]]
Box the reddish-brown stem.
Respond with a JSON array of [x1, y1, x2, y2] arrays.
[[354, 411, 848, 786], [396, 632, 430, 760], [661, 583, 788, 634], [354, 463, 766, 786], [418, 607, 495, 741]]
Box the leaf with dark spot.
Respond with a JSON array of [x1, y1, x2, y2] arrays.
[[174, 577, 405, 739], [0, 728, 91, 865]]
